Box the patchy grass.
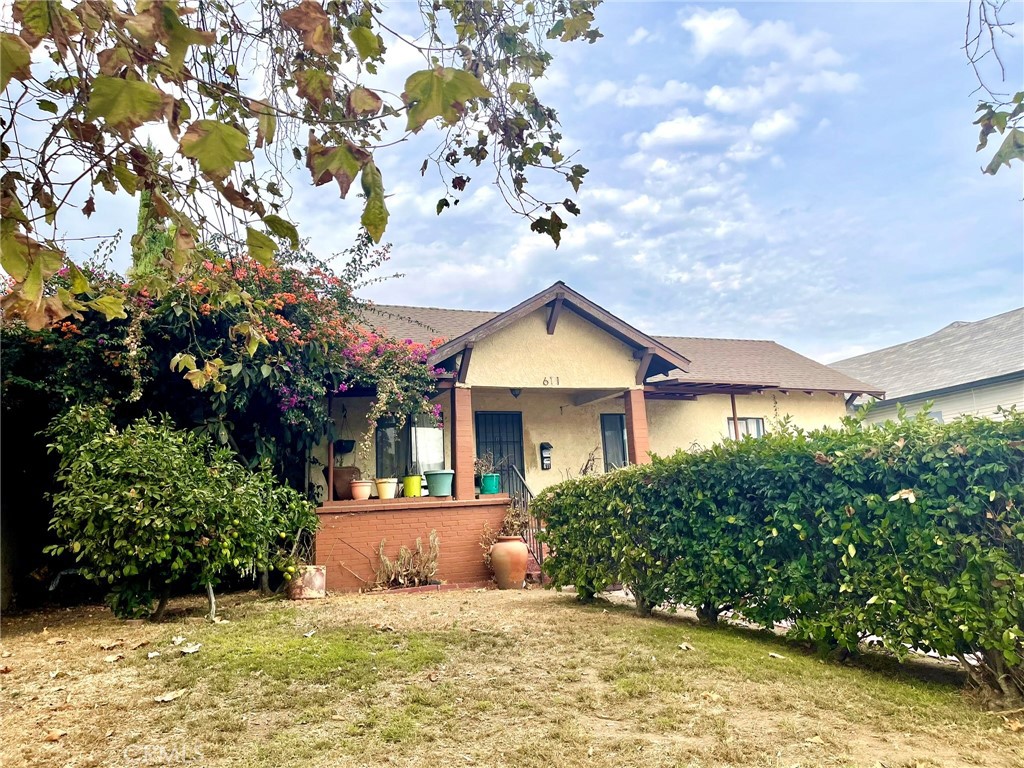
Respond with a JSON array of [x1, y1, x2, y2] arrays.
[[2, 589, 1022, 768]]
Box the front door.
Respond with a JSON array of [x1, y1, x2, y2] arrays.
[[475, 411, 525, 493]]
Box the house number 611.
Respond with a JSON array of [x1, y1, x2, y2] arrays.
[[542, 376, 560, 386]]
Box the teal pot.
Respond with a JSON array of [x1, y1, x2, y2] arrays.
[[480, 473, 501, 495], [424, 469, 455, 497]]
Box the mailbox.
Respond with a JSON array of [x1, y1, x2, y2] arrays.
[[539, 442, 552, 470]]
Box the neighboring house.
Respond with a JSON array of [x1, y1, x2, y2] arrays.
[[831, 307, 1024, 425], [314, 281, 881, 499]]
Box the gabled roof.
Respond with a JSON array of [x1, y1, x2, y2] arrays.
[[422, 282, 692, 379], [830, 307, 1024, 401], [363, 287, 883, 395]]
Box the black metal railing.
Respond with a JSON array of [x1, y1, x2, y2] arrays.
[[508, 465, 542, 569]]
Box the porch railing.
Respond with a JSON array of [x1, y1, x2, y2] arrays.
[[508, 465, 543, 570]]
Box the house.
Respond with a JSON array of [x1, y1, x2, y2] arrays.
[[831, 307, 1024, 425], [313, 282, 882, 592]]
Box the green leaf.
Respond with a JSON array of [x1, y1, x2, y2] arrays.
[[1, 32, 32, 92], [0, 230, 29, 280], [348, 86, 382, 116], [87, 295, 128, 321], [262, 215, 299, 248], [178, 120, 253, 182], [983, 128, 1024, 175], [360, 161, 388, 243], [250, 99, 276, 148], [68, 262, 90, 293], [85, 76, 166, 138], [246, 227, 277, 266], [296, 69, 334, 108], [402, 67, 493, 133], [162, 5, 216, 72], [349, 26, 380, 61], [308, 140, 369, 198]]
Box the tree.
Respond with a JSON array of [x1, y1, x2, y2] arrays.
[[0, 0, 601, 332], [964, 0, 1024, 174]]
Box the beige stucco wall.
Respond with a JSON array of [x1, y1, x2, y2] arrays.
[[464, 307, 639, 389], [648, 391, 848, 456], [469, 388, 625, 491]]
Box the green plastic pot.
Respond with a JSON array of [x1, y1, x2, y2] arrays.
[[480, 473, 501, 495], [424, 470, 454, 497]]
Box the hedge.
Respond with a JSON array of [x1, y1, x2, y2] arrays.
[[534, 410, 1024, 705]]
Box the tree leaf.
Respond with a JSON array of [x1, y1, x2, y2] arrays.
[[295, 69, 334, 108], [348, 26, 380, 61], [263, 215, 299, 248], [0, 32, 32, 92], [983, 128, 1024, 175], [85, 76, 166, 139], [246, 227, 277, 266], [403, 67, 493, 133], [359, 161, 388, 242], [348, 86, 382, 116], [280, 0, 334, 55], [250, 100, 276, 148], [68, 262, 90, 294], [162, 6, 216, 72], [307, 136, 370, 198], [87, 295, 128, 321], [178, 120, 253, 182]]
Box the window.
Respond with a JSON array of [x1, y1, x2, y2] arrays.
[[601, 413, 628, 471], [375, 414, 444, 477], [726, 417, 765, 439]]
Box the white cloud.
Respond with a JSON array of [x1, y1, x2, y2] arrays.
[[627, 27, 651, 46], [620, 194, 662, 216], [726, 140, 767, 163], [637, 111, 724, 149], [577, 76, 700, 108], [798, 70, 861, 93], [680, 8, 841, 65], [750, 109, 799, 142]]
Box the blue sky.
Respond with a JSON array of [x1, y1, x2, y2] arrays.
[[66, 2, 1024, 362]]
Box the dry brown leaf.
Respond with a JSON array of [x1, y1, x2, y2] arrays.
[[129, 640, 150, 650], [43, 729, 67, 742], [678, 643, 694, 651], [147, 651, 161, 660], [46, 637, 69, 646], [805, 735, 825, 745], [99, 640, 123, 651], [154, 689, 188, 703], [1004, 717, 1024, 732], [0, 665, 11, 674], [179, 643, 202, 655], [103, 654, 124, 663], [2, 650, 12, 657], [768, 652, 786, 659]]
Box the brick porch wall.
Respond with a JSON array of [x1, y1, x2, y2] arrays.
[[314, 496, 509, 592]]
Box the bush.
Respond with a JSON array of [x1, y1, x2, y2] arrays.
[[45, 405, 318, 619], [535, 410, 1024, 706]]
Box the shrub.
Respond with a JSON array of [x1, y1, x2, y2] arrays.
[[535, 410, 1024, 706], [45, 405, 318, 619]]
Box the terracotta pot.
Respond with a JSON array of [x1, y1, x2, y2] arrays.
[[333, 466, 361, 500], [287, 565, 326, 600], [375, 478, 398, 499], [350, 479, 373, 501], [489, 536, 528, 590]]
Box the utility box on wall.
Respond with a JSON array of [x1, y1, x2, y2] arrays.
[[539, 442, 552, 470]]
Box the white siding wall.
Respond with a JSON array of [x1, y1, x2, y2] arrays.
[[860, 376, 1024, 424]]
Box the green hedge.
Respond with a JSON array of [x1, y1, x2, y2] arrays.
[[534, 411, 1024, 705]]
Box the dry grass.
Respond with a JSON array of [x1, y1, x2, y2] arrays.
[[2, 588, 1022, 768]]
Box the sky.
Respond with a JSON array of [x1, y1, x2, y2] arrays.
[[40, 1, 1024, 363]]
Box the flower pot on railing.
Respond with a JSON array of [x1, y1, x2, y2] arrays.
[[375, 478, 398, 499], [402, 475, 422, 497], [479, 473, 501, 495], [424, 469, 454, 497], [350, 479, 373, 501]]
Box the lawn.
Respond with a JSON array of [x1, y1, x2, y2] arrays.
[[2, 588, 1021, 768]]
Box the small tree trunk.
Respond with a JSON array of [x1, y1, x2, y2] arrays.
[[696, 603, 719, 626], [259, 568, 270, 596], [206, 582, 217, 621], [150, 586, 171, 622], [633, 591, 654, 618]]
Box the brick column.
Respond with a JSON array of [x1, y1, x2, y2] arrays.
[[451, 385, 476, 499], [624, 387, 651, 465]]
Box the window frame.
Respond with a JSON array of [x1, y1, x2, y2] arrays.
[[726, 416, 765, 439], [375, 414, 444, 478], [600, 413, 628, 472]]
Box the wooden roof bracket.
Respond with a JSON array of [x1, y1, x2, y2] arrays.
[[457, 343, 474, 384], [635, 347, 654, 386], [547, 292, 565, 335]]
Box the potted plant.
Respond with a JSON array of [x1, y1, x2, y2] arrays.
[[350, 478, 373, 500], [402, 461, 422, 498], [375, 477, 398, 499], [475, 452, 504, 495], [481, 502, 530, 589]]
